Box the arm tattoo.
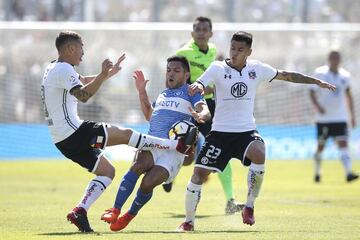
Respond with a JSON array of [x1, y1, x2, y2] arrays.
[[281, 71, 317, 84], [71, 88, 93, 102]]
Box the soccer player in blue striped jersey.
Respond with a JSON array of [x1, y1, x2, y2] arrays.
[[101, 56, 211, 231]]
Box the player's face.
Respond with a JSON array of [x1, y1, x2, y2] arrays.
[[329, 52, 341, 70], [166, 61, 189, 89], [70, 40, 84, 66], [229, 40, 252, 67], [191, 21, 212, 46]]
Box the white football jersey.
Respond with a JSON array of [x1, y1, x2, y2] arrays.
[[41, 61, 83, 143], [198, 59, 277, 132], [310, 65, 351, 123]]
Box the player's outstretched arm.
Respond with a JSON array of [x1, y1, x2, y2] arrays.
[[71, 54, 126, 103], [275, 70, 336, 91], [188, 82, 205, 96], [133, 70, 153, 121]]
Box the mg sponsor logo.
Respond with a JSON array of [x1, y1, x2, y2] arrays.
[[231, 82, 247, 98]]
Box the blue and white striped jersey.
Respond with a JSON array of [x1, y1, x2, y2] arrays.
[[148, 84, 204, 138]]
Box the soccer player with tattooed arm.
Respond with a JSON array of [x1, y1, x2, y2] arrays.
[[173, 16, 244, 215], [176, 31, 336, 231], [41, 31, 195, 232]]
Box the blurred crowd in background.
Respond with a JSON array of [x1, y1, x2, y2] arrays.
[[0, 0, 359, 126], [1, 0, 360, 23]]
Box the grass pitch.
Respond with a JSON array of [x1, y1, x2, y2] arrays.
[[0, 159, 359, 240]]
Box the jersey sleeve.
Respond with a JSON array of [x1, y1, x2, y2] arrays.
[[190, 92, 206, 107], [258, 62, 278, 82], [59, 65, 82, 91], [197, 62, 218, 87]]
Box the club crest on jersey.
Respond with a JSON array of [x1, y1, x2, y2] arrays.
[[248, 70, 256, 80]]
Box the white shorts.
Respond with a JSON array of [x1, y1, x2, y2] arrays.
[[150, 149, 185, 184]]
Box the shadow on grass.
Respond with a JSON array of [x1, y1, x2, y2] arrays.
[[38, 229, 329, 236], [38, 230, 259, 236], [37, 231, 102, 236], [163, 212, 224, 219]]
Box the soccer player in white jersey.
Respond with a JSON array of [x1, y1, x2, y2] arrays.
[[310, 51, 358, 183], [100, 56, 210, 231], [41, 31, 195, 232], [176, 31, 336, 231]]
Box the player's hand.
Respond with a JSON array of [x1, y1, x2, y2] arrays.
[[317, 80, 336, 91], [106, 53, 126, 79], [188, 82, 204, 96], [189, 106, 206, 123], [133, 70, 149, 93]]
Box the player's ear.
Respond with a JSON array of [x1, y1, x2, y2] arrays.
[[185, 71, 190, 82], [191, 31, 195, 38], [209, 31, 213, 38], [248, 48, 252, 56]]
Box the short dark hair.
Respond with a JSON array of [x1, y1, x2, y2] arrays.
[[55, 31, 82, 52], [231, 31, 253, 47], [167, 55, 190, 73], [328, 50, 341, 59], [193, 16, 212, 31]]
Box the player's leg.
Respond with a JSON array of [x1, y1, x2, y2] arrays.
[[314, 123, 327, 182], [106, 124, 196, 154], [101, 151, 154, 223], [67, 153, 114, 232], [177, 167, 211, 232], [220, 163, 244, 214], [241, 132, 266, 226], [59, 122, 114, 232], [110, 166, 169, 231], [336, 137, 359, 182], [178, 131, 230, 232]]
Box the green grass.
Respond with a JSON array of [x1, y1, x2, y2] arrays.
[[0, 159, 359, 240]]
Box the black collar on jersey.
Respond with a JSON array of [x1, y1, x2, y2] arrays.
[[57, 59, 74, 67], [199, 47, 209, 54], [225, 58, 246, 76]]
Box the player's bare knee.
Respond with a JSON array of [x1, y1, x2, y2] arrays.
[[130, 162, 146, 176], [183, 156, 194, 166], [139, 179, 156, 193], [247, 142, 265, 164], [191, 168, 210, 184]]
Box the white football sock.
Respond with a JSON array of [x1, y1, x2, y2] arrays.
[[184, 181, 202, 225], [128, 131, 177, 151], [339, 148, 352, 175], [245, 163, 265, 208], [77, 176, 112, 211], [314, 152, 322, 176]]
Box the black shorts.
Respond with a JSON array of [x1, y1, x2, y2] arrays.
[[316, 122, 348, 143], [196, 98, 215, 137], [55, 121, 109, 172], [195, 130, 264, 172]]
